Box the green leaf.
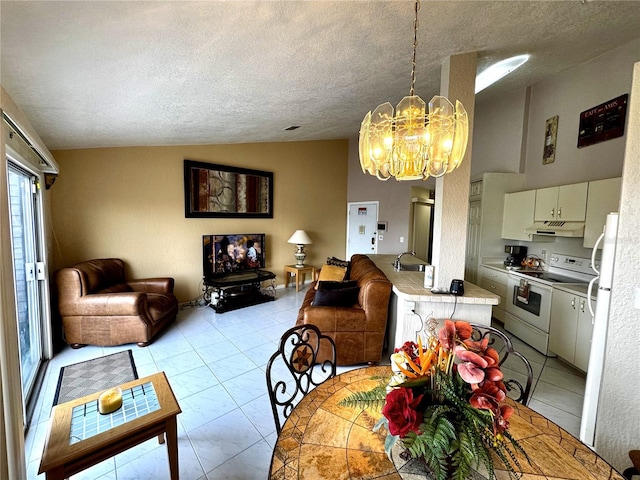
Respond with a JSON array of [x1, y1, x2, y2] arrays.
[[338, 385, 387, 411]]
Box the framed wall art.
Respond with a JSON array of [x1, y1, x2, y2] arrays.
[[577, 94, 628, 148], [184, 160, 273, 218], [542, 115, 559, 165]]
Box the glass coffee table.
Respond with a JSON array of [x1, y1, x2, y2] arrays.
[[38, 371, 181, 480]]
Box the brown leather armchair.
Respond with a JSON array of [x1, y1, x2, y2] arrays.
[[296, 254, 392, 365], [55, 258, 178, 348]]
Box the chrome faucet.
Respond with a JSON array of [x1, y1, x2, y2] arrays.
[[394, 251, 416, 269]]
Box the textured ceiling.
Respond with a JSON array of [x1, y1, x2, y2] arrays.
[[1, 1, 639, 150]]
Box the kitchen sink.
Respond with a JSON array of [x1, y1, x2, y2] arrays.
[[393, 263, 428, 272]]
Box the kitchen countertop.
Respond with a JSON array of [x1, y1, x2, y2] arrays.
[[481, 262, 544, 275], [553, 282, 597, 299], [481, 261, 596, 299], [369, 254, 499, 305]]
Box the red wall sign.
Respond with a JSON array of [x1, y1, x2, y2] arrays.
[[577, 94, 628, 148]]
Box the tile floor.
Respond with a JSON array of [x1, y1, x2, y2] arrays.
[[25, 286, 586, 479]]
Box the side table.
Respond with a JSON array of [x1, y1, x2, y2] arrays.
[[284, 264, 316, 292], [39, 372, 181, 480]]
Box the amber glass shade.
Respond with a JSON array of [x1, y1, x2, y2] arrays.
[[359, 95, 468, 181]]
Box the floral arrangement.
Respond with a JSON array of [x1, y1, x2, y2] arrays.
[[340, 319, 528, 480]]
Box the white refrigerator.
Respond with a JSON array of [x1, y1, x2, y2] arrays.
[[580, 212, 619, 447]]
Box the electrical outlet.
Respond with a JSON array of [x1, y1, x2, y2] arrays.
[[541, 249, 547, 262], [400, 236, 405, 243], [405, 301, 416, 313]]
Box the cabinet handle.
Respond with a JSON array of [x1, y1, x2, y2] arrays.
[[551, 207, 555, 218], [558, 207, 562, 218], [580, 300, 585, 313], [571, 298, 575, 309]]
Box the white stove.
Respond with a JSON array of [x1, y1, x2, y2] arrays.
[[504, 254, 596, 354], [512, 253, 597, 285]]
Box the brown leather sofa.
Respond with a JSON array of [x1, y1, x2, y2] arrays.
[[296, 254, 392, 365], [55, 258, 178, 348]]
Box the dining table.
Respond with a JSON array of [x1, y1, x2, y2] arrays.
[[269, 365, 624, 480]]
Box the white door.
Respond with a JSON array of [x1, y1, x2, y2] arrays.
[[7, 162, 45, 411], [346, 201, 378, 258], [465, 200, 481, 283]]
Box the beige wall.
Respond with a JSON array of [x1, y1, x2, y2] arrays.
[[50, 140, 348, 302]]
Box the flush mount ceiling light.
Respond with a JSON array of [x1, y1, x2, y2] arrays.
[[475, 54, 530, 94], [359, 0, 469, 181]]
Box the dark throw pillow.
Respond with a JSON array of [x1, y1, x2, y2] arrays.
[[312, 286, 360, 307], [317, 280, 358, 291]]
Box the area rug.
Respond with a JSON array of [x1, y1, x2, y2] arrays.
[[52, 350, 138, 406]]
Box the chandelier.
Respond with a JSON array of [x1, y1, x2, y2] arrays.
[[359, 0, 469, 181]]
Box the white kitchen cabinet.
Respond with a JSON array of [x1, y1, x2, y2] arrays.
[[583, 177, 622, 249], [465, 173, 525, 285], [534, 183, 588, 222], [479, 266, 509, 323], [470, 180, 483, 199], [549, 289, 578, 362], [549, 288, 592, 371], [502, 190, 536, 241]]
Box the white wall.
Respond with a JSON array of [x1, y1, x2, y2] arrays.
[[471, 38, 639, 186], [595, 61, 640, 472], [347, 138, 436, 255], [472, 87, 529, 177], [523, 39, 639, 189]]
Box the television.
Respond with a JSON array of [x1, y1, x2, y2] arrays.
[[203, 233, 266, 278]]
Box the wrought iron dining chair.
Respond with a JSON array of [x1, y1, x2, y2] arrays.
[[266, 324, 337, 434], [469, 323, 534, 405], [623, 449, 640, 480]]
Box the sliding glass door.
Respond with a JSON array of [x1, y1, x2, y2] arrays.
[[7, 162, 44, 405]]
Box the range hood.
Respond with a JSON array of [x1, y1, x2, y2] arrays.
[[525, 221, 585, 237]]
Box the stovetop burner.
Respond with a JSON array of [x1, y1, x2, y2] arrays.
[[509, 253, 596, 285]]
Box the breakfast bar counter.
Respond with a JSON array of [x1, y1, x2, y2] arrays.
[[369, 255, 499, 351]]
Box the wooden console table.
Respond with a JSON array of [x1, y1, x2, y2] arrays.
[[203, 269, 276, 313], [39, 372, 181, 480]]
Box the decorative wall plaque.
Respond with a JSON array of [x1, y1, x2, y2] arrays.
[[542, 115, 559, 165], [577, 94, 628, 148]]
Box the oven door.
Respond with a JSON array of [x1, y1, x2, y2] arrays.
[[506, 275, 553, 333]]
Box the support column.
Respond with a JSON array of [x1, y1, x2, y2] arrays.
[[431, 52, 477, 289]]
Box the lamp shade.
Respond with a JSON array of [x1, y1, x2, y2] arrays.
[[287, 230, 312, 245]]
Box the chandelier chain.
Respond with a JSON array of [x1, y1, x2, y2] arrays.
[[358, 0, 469, 181], [410, 0, 420, 96]]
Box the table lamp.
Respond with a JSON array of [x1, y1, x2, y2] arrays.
[[287, 230, 312, 267]]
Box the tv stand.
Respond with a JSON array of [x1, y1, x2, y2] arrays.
[[203, 270, 276, 313]]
